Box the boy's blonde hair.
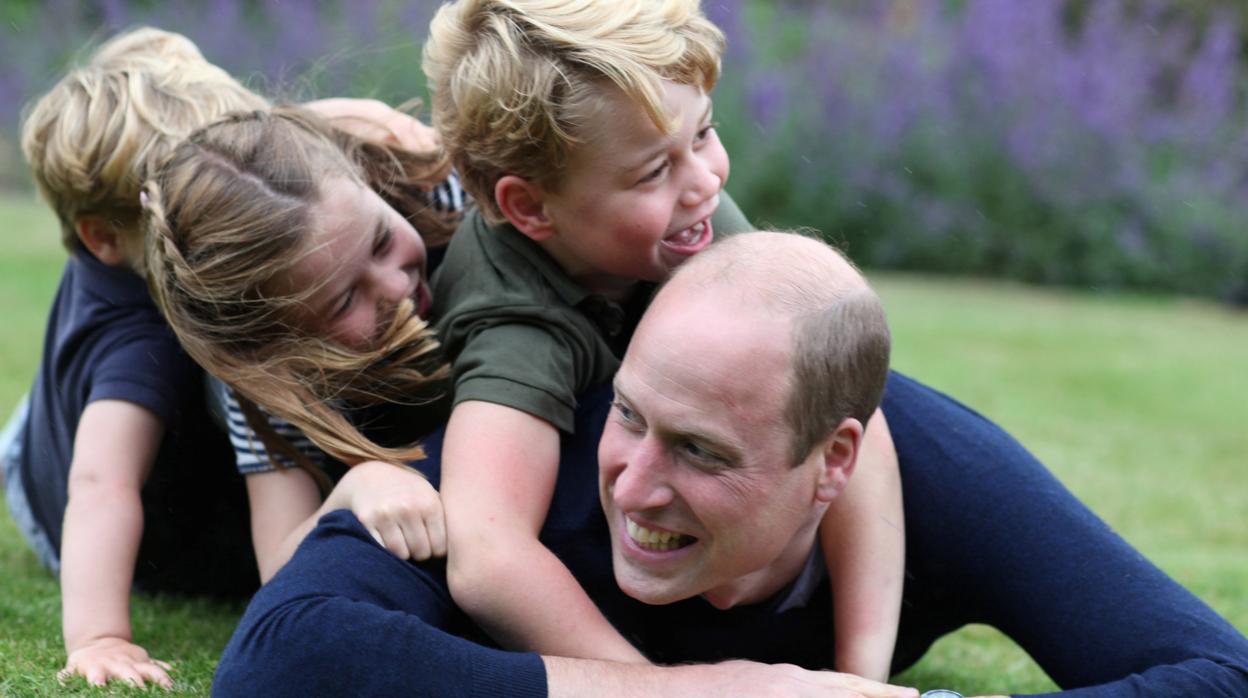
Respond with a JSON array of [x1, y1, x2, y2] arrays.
[[144, 107, 452, 484], [20, 27, 268, 263], [423, 0, 724, 221]]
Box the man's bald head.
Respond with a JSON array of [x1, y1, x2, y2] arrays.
[[660, 231, 891, 463]]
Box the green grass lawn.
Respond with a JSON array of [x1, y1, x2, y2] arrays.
[[0, 193, 1244, 695]]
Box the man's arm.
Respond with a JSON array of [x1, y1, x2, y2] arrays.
[[59, 400, 171, 689], [884, 372, 1248, 696], [545, 656, 919, 697], [215, 509, 918, 698]]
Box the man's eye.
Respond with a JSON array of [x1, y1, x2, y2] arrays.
[[611, 400, 642, 427], [680, 440, 724, 466]]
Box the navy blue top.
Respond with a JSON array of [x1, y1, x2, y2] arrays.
[[215, 374, 1248, 696], [16, 253, 252, 593]]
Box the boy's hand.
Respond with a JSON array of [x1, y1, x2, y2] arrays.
[[60, 636, 172, 689], [332, 460, 447, 561]]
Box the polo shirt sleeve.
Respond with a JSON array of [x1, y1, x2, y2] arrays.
[[87, 333, 195, 425], [711, 189, 752, 237], [445, 313, 599, 433]]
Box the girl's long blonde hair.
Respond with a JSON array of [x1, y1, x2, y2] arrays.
[[143, 107, 454, 485]]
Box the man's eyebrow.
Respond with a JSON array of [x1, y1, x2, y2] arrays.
[[658, 406, 745, 461], [610, 379, 631, 404]]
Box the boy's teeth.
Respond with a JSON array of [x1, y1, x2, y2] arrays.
[[667, 221, 705, 246], [626, 518, 694, 551]]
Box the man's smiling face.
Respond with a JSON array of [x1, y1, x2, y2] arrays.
[[597, 280, 828, 609]]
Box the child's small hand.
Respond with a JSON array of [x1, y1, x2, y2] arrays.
[[336, 460, 447, 561], [306, 98, 441, 152], [59, 636, 172, 689], [376, 108, 442, 153]]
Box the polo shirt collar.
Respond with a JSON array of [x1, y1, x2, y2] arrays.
[[494, 221, 596, 307], [494, 221, 639, 340], [74, 250, 154, 308]]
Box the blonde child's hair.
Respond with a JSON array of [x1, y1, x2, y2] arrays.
[[423, 0, 724, 221], [143, 107, 452, 484], [20, 27, 269, 266]]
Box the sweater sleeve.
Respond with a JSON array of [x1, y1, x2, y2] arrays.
[[884, 372, 1248, 697], [212, 510, 546, 698]]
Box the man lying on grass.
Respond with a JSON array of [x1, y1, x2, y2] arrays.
[[213, 232, 1248, 697]]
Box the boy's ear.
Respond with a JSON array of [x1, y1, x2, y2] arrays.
[[74, 215, 127, 267], [813, 418, 865, 503], [495, 175, 556, 242]]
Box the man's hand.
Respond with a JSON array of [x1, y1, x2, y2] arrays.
[[329, 460, 447, 561], [683, 661, 920, 698], [59, 636, 172, 689], [546, 656, 920, 698]]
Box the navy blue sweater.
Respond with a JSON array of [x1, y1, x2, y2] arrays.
[[215, 373, 1248, 696]]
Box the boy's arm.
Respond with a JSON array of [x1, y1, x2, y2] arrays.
[[59, 400, 172, 689], [820, 408, 904, 682], [442, 400, 647, 663]]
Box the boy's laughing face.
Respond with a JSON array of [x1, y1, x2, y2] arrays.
[[536, 80, 729, 298]]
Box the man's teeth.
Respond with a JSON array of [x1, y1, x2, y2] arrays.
[[666, 221, 705, 246], [626, 518, 693, 551]]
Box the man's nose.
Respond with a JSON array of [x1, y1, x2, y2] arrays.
[[611, 436, 674, 512]]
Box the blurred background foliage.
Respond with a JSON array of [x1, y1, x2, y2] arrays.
[[2, 0, 1247, 303]]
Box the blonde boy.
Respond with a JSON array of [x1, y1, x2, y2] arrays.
[[10, 27, 442, 689], [10, 28, 268, 689], [425, 0, 905, 679]]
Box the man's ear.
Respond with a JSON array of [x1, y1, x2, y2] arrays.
[[495, 175, 556, 242], [814, 418, 864, 503], [74, 216, 127, 266]]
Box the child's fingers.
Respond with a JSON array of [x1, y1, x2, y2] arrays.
[[425, 503, 448, 558], [401, 517, 433, 561], [377, 521, 413, 560], [136, 660, 174, 689], [87, 664, 116, 686], [60, 649, 172, 689], [104, 659, 149, 688]]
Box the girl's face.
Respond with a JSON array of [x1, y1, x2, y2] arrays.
[[286, 177, 432, 349]]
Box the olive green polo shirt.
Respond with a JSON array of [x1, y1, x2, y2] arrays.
[[432, 193, 750, 433]]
